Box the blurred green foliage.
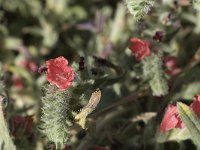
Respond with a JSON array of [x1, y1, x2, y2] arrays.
[[1, 0, 200, 150]]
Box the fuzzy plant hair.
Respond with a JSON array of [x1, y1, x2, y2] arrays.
[[142, 53, 168, 96], [40, 84, 75, 149], [124, 0, 155, 21], [40, 82, 101, 149]]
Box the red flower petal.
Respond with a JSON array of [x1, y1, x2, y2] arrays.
[[165, 68, 182, 76], [11, 115, 33, 137], [190, 95, 200, 118], [129, 38, 150, 60], [21, 60, 38, 73], [46, 56, 75, 90], [164, 56, 177, 70], [160, 104, 184, 132], [164, 56, 182, 76], [24, 116, 34, 134], [13, 76, 24, 90]]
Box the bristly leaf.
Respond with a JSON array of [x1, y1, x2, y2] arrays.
[[177, 102, 200, 149], [142, 53, 168, 96], [124, 0, 155, 21], [40, 84, 75, 149]]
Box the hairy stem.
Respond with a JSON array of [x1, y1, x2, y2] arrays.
[[0, 96, 16, 150]]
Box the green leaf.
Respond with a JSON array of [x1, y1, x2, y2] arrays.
[[171, 68, 200, 101], [75, 89, 101, 129], [177, 102, 200, 148], [193, 0, 200, 11], [125, 0, 155, 21], [8, 65, 33, 84], [142, 53, 168, 96], [156, 128, 190, 143], [40, 84, 74, 149], [3, 37, 22, 50]]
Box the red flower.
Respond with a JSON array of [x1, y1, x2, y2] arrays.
[[13, 76, 24, 90], [164, 56, 177, 70], [129, 38, 150, 60], [165, 68, 182, 76], [160, 95, 200, 133], [46, 56, 75, 90], [11, 115, 33, 137], [164, 56, 182, 76], [190, 95, 200, 118], [21, 60, 38, 73], [160, 104, 184, 132], [63, 145, 71, 150]]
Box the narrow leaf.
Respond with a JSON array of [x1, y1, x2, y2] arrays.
[[177, 102, 200, 148], [75, 89, 101, 129]]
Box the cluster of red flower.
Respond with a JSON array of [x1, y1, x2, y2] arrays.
[[43, 38, 198, 135], [44, 38, 150, 90], [160, 95, 200, 132]]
